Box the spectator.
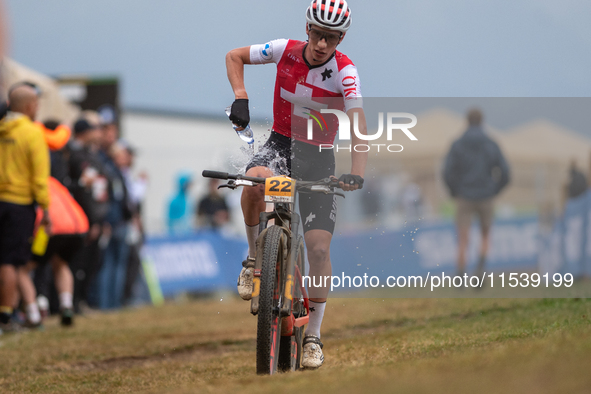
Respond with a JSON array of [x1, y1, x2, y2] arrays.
[[168, 172, 193, 234], [566, 159, 587, 199], [95, 111, 132, 310], [0, 82, 49, 332], [20, 177, 89, 327], [196, 178, 230, 230], [111, 141, 147, 305], [443, 108, 510, 279], [17, 121, 78, 328], [67, 119, 109, 311], [40, 119, 71, 186]]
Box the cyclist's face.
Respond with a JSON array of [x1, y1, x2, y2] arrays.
[[305, 24, 344, 65]]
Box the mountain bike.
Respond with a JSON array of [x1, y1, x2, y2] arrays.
[[202, 170, 343, 374]]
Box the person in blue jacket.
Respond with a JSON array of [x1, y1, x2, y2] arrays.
[[443, 108, 510, 279], [167, 172, 193, 235]]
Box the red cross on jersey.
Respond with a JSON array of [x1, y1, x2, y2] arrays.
[[250, 39, 363, 146]]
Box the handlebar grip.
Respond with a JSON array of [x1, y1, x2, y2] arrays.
[[202, 170, 229, 180]]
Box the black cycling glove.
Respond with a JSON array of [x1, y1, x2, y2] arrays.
[[229, 99, 250, 128], [338, 174, 364, 189]]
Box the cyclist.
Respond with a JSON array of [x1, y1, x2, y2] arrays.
[[226, 0, 367, 369]]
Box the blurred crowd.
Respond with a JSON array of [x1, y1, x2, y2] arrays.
[[167, 176, 232, 235], [0, 81, 147, 333]]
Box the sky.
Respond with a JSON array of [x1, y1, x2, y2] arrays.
[[4, 0, 591, 123]]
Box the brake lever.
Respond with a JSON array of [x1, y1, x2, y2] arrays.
[[306, 185, 346, 198], [218, 180, 237, 190]]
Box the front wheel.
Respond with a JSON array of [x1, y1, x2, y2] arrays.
[[256, 225, 285, 375]]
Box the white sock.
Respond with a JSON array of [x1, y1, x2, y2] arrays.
[[37, 295, 49, 312], [245, 224, 258, 259], [306, 301, 326, 339], [59, 292, 73, 310], [26, 303, 41, 324]]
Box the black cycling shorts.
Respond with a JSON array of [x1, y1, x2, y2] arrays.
[[0, 201, 36, 267], [32, 234, 84, 265], [246, 131, 337, 234]]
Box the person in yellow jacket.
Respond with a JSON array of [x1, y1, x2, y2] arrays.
[[18, 121, 87, 328], [0, 82, 50, 332]]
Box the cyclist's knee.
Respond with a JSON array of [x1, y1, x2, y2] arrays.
[[307, 244, 330, 266], [241, 166, 272, 203], [246, 166, 273, 178]]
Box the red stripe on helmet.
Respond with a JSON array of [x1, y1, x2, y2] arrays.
[[329, 6, 334, 12]]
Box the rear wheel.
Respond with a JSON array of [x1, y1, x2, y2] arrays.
[[256, 225, 285, 375], [278, 236, 305, 371]]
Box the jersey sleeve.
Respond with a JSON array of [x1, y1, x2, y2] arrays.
[[338, 64, 363, 112], [249, 39, 288, 65]]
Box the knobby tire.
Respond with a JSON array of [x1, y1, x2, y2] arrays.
[[256, 225, 284, 375]]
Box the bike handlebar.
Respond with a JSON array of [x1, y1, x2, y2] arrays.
[[201, 170, 267, 183], [201, 170, 229, 180], [202, 170, 342, 191]]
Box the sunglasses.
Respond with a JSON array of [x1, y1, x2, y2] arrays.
[[8, 81, 43, 97], [308, 26, 342, 46]]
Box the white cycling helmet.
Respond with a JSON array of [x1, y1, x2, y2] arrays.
[[305, 0, 352, 33]]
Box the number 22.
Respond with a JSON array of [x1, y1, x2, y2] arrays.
[[269, 180, 292, 193]]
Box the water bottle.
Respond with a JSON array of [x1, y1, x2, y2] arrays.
[[31, 225, 49, 256], [225, 106, 255, 145]]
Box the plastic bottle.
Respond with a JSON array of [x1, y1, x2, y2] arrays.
[[225, 106, 255, 145], [31, 225, 49, 256]]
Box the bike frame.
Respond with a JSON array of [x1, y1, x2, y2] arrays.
[[250, 200, 310, 331]]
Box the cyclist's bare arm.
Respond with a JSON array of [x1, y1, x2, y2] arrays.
[[226, 46, 252, 100], [345, 107, 368, 191]]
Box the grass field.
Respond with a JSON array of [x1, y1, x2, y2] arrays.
[[1, 296, 591, 393]]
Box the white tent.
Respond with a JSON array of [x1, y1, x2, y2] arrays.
[[335, 108, 591, 216], [1, 57, 79, 124]]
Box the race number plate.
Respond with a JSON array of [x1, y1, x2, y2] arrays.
[[264, 176, 295, 203]]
